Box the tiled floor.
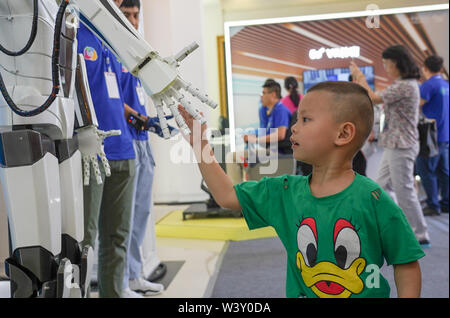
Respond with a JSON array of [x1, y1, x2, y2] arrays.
[[145, 204, 228, 298], [151, 237, 227, 298], [88, 203, 228, 298]]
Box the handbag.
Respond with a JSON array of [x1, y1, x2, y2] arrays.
[[417, 116, 439, 157]]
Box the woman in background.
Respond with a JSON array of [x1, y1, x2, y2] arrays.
[[351, 44, 430, 246], [281, 76, 303, 114]]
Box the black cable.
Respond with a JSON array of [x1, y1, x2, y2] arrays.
[[0, 0, 69, 117], [0, 0, 38, 56]]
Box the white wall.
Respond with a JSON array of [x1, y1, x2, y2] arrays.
[[142, 0, 212, 203], [202, 0, 224, 129]]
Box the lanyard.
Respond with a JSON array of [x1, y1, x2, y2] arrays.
[[103, 42, 113, 73], [106, 56, 112, 73]]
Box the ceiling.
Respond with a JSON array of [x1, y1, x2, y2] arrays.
[[220, 0, 364, 12], [229, 10, 447, 91]]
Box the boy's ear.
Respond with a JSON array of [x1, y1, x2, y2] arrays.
[[334, 122, 356, 147]]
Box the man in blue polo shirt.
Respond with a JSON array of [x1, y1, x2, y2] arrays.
[[247, 79, 291, 149], [417, 55, 449, 215], [226, 79, 291, 184], [77, 21, 136, 298]]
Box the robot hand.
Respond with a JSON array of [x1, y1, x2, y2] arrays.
[[145, 115, 179, 138], [76, 125, 121, 185], [149, 64, 218, 140]]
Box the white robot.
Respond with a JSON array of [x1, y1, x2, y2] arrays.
[[0, 0, 217, 298]]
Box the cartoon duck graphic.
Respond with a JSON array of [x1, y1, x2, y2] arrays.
[[296, 217, 366, 298]]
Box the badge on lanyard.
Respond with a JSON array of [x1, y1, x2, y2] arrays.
[[104, 57, 120, 99]]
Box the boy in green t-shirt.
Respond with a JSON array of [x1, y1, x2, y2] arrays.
[[178, 81, 425, 298]]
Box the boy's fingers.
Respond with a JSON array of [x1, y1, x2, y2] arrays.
[[178, 105, 192, 119]]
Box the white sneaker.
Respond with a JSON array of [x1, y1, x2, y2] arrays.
[[121, 287, 144, 298], [129, 277, 164, 296]]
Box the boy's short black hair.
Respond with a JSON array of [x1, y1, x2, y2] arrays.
[[307, 81, 374, 151], [424, 55, 444, 73], [121, 0, 140, 9], [262, 79, 281, 99]]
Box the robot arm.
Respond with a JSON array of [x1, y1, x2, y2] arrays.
[[71, 0, 218, 139]]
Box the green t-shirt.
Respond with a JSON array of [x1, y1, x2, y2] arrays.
[[234, 173, 425, 298]]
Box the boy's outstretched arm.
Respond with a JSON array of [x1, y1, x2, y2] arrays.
[[393, 260, 422, 297], [178, 106, 242, 211]]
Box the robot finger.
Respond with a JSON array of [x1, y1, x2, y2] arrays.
[[83, 155, 91, 186], [176, 78, 218, 109], [170, 87, 206, 125], [90, 155, 103, 185], [98, 129, 121, 140], [174, 42, 199, 64], [99, 150, 111, 177], [153, 96, 171, 139], [161, 93, 191, 136]]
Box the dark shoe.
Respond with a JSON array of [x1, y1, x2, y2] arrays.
[[147, 263, 167, 282], [423, 207, 441, 216], [419, 239, 431, 248], [441, 205, 449, 213]]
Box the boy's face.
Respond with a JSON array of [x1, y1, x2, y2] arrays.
[[120, 6, 140, 30], [290, 91, 340, 164]]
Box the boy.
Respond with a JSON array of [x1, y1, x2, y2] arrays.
[[178, 81, 425, 298]]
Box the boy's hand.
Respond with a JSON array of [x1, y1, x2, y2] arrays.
[[178, 106, 241, 212], [178, 104, 207, 147], [144, 115, 179, 138], [243, 134, 257, 144]]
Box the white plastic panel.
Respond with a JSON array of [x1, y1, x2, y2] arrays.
[[0, 153, 61, 256], [59, 150, 83, 244]]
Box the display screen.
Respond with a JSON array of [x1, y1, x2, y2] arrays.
[[303, 66, 375, 92]]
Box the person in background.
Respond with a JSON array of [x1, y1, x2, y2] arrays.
[[119, 0, 166, 298], [416, 55, 449, 215], [350, 44, 431, 247], [248, 79, 291, 148], [281, 76, 303, 114], [225, 79, 291, 184]]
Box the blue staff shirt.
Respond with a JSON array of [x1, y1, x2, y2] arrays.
[[259, 101, 291, 136], [420, 75, 449, 143], [76, 23, 135, 160], [120, 68, 149, 141]]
